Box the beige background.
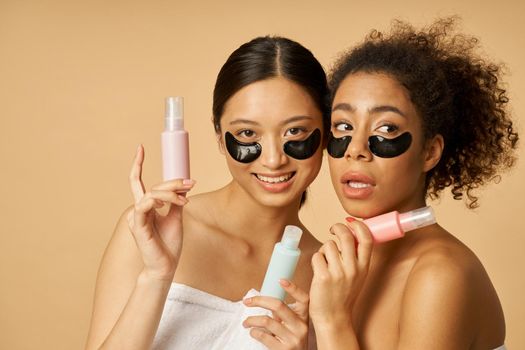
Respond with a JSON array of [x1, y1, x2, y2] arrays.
[[1, 0, 524, 349]]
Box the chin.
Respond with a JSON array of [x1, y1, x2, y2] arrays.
[[255, 192, 302, 209], [339, 197, 391, 219]]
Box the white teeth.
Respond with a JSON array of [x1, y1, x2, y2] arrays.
[[256, 173, 292, 183], [347, 181, 372, 189]]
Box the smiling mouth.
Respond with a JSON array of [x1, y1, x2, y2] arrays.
[[254, 172, 296, 184]]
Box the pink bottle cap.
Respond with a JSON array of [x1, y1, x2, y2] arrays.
[[346, 206, 436, 244]]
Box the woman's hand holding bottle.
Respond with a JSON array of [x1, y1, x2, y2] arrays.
[[243, 279, 310, 350], [127, 144, 195, 282], [308, 219, 373, 349]]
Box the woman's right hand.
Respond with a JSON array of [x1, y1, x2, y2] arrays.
[[127, 145, 195, 281]]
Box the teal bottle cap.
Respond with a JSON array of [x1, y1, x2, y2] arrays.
[[281, 225, 303, 249]]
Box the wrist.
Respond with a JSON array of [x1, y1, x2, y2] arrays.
[[312, 314, 356, 338], [313, 318, 359, 350], [140, 262, 177, 282], [138, 269, 174, 289]]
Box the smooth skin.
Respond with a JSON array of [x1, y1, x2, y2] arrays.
[[309, 72, 505, 350], [86, 146, 193, 350], [85, 77, 324, 350], [243, 280, 310, 348]]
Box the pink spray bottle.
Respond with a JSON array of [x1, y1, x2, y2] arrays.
[[161, 96, 190, 181], [347, 206, 436, 243]]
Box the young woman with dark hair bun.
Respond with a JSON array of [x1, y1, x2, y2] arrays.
[[86, 36, 329, 350]]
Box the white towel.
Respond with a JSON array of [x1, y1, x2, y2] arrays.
[[211, 289, 271, 350], [152, 283, 316, 350]]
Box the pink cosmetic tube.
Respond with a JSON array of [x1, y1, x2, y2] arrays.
[[346, 206, 436, 243], [161, 96, 190, 181]]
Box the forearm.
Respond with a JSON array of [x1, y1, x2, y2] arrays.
[[313, 320, 360, 350], [99, 272, 172, 350]]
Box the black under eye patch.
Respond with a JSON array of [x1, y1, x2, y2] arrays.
[[283, 128, 321, 160], [327, 132, 412, 158], [224, 128, 322, 163], [327, 133, 352, 158], [368, 133, 412, 158], [225, 132, 262, 163]]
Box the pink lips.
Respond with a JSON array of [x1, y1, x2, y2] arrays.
[[340, 171, 376, 199]]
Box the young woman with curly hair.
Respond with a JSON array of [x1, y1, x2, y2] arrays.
[[309, 18, 518, 350]]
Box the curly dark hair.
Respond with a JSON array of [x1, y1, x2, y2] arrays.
[[328, 17, 519, 208]]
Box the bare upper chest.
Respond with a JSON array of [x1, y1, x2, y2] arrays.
[[173, 225, 316, 303], [352, 258, 415, 349]]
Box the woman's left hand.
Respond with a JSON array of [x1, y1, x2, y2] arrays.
[[243, 279, 309, 350], [309, 219, 374, 328]]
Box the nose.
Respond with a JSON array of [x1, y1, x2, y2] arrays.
[[260, 136, 288, 170], [345, 129, 373, 161]]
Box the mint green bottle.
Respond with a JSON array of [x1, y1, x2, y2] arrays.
[[260, 225, 303, 301]]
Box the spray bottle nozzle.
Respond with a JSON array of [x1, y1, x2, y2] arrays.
[[399, 206, 436, 232], [165, 96, 184, 131]]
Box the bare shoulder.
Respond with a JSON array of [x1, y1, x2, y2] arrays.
[[409, 228, 483, 285], [398, 226, 505, 349], [182, 190, 222, 229], [406, 227, 493, 298]]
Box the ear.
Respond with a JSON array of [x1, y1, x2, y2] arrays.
[[216, 132, 226, 155], [423, 134, 444, 172]]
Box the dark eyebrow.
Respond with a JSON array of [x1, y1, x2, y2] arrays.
[[229, 119, 261, 126], [230, 116, 314, 126], [369, 105, 407, 118], [332, 103, 354, 112], [333, 103, 407, 118], [281, 115, 314, 125]]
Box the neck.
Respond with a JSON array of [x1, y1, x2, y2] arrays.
[[216, 181, 303, 247], [370, 194, 429, 259]]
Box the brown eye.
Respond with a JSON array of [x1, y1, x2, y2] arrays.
[[377, 124, 398, 133], [238, 129, 255, 138], [285, 127, 305, 136], [335, 122, 353, 131]]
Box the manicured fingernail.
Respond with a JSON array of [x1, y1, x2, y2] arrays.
[[242, 320, 248, 328], [183, 179, 195, 185], [279, 279, 291, 287], [243, 297, 252, 304], [345, 217, 356, 223]]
